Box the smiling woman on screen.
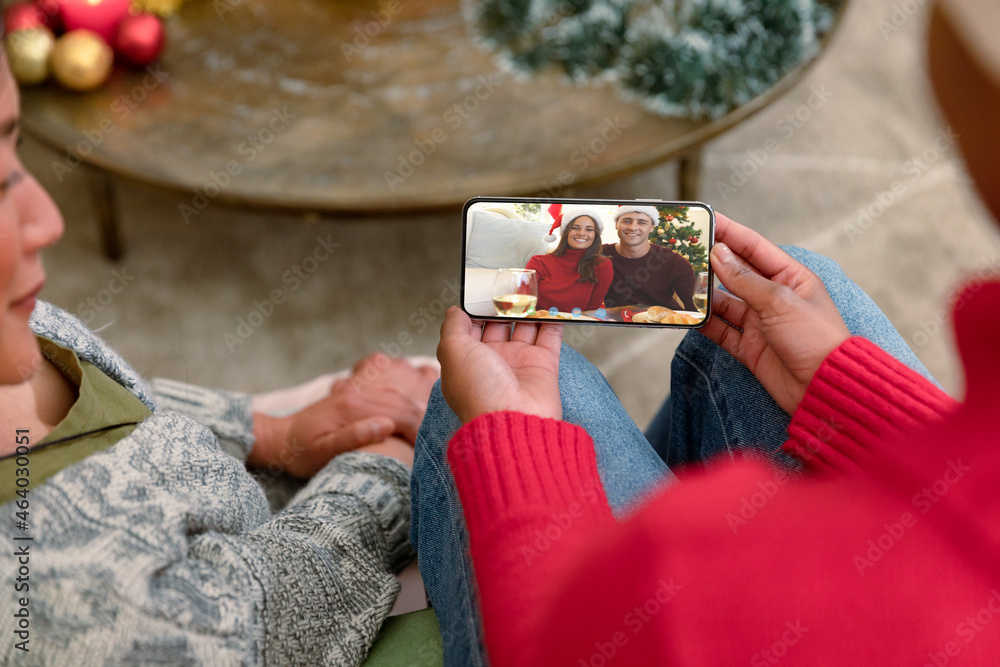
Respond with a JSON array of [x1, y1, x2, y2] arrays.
[[526, 208, 613, 313]]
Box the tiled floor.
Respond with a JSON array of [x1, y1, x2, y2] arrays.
[[26, 0, 999, 431]]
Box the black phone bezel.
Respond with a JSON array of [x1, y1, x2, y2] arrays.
[[460, 196, 715, 329]]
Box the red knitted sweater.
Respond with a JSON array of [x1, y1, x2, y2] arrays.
[[447, 281, 1000, 666], [525, 248, 613, 312]]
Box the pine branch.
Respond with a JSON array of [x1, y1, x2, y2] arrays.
[[469, 0, 841, 118]]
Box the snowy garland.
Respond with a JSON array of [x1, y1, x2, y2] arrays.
[[467, 0, 841, 118]]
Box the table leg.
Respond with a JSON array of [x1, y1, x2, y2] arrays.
[[87, 168, 124, 261], [679, 147, 703, 201]]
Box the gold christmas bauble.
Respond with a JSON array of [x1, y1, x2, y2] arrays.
[[133, 0, 192, 17], [51, 30, 114, 92], [4, 27, 56, 86]]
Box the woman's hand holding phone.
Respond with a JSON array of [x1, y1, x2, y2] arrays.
[[700, 214, 850, 415], [438, 307, 564, 424]]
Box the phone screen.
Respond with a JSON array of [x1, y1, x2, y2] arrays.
[[462, 197, 714, 327]]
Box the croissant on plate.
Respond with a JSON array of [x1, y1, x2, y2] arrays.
[[636, 306, 701, 325]]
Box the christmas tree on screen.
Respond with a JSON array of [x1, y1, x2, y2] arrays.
[[649, 206, 707, 273]]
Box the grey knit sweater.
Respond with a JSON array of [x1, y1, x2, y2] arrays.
[[1, 302, 414, 665]]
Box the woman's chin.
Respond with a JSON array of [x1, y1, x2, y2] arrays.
[[0, 327, 42, 385]]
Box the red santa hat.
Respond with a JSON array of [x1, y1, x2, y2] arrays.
[[543, 207, 606, 243], [613, 205, 660, 224]]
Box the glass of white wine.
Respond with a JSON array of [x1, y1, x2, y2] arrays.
[[493, 269, 538, 317]]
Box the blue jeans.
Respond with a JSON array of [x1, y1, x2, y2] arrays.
[[409, 247, 936, 666]]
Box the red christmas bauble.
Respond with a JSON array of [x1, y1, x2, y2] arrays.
[[663, 215, 674, 221], [114, 13, 164, 67], [668, 237, 677, 245], [689, 237, 698, 243], [60, 0, 130, 43], [33, 0, 64, 32], [4, 3, 47, 34]]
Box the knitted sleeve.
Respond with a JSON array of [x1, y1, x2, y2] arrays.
[[447, 412, 615, 666], [0, 413, 413, 666], [783, 337, 959, 474], [151, 377, 256, 461]]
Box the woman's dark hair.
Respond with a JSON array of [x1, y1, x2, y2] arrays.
[[552, 215, 605, 284]]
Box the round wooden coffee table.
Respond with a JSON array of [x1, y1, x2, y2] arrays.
[[19, 0, 846, 258]]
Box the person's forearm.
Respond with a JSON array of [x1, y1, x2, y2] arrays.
[[448, 412, 614, 665], [783, 337, 958, 473], [356, 435, 414, 467], [249, 412, 288, 468]]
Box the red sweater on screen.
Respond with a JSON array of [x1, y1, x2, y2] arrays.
[[447, 281, 1000, 666], [525, 248, 613, 312]]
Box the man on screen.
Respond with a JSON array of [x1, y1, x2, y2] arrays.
[[601, 205, 698, 311]]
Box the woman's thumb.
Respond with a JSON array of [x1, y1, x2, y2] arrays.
[[710, 243, 777, 311]]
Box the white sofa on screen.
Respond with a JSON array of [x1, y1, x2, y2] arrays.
[[464, 208, 551, 316]]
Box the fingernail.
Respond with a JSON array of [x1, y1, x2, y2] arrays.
[[368, 418, 390, 441], [713, 243, 733, 261]]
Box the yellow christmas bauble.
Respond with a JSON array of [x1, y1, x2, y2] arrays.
[[4, 27, 56, 87], [133, 0, 191, 17], [51, 30, 114, 92]]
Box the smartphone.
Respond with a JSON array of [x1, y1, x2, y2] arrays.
[[461, 196, 714, 327]]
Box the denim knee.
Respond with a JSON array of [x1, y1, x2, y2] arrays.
[[414, 380, 471, 474], [779, 245, 846, 285], [675, 330, 720, 366], [559, 343, 601, 378]]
